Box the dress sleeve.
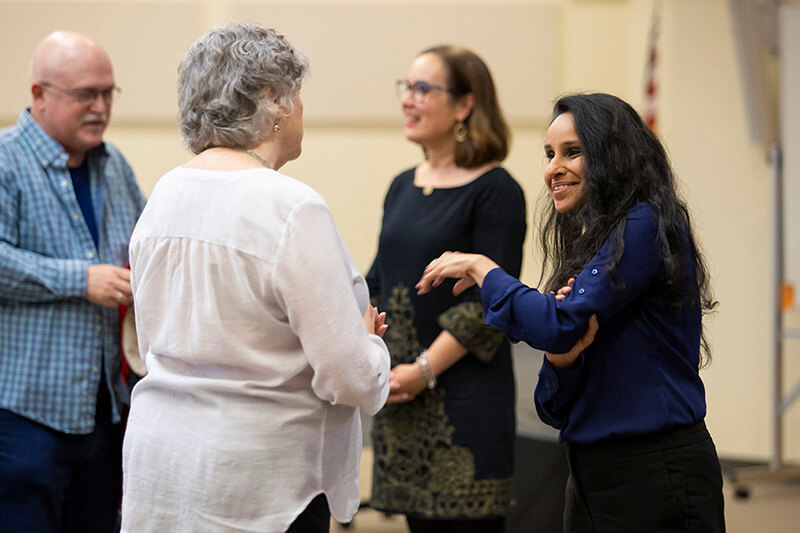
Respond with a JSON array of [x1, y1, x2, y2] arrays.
[[272, 198, 391, 415], [437, 170, 527, 362], [438, 302, 504, 363], [0, 161, 88, 302]]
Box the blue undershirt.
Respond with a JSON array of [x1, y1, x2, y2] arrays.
[[69, 159, 99, 248]]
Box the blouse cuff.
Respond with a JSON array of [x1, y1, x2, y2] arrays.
[[438, 301, 505, 364], [480, 267, 521, 336], [538, 353, 585, 403]]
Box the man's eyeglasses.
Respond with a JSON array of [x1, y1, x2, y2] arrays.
[[40, 82, 121, 106], [395, 80, 451, 104]]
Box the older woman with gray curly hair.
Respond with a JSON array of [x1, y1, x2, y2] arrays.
[[121, 24, 390, 533]]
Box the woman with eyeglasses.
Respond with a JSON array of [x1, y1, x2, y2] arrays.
[[366, 46, 526, 532]]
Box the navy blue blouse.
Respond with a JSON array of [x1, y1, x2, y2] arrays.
[[480, 203, 707, 444]]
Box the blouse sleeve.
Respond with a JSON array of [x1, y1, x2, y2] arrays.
[[482, 204, 662, 428], [437, 170, 527, 362], [534, 355, 587, 429], [272, 198, 391, 415], [481, 203, 661, 353]]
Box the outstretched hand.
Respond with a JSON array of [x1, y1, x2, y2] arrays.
[[545, 314, 599, 368], [416, 251, 499, 296]]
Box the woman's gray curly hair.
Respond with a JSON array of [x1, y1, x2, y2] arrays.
[[178, 23, 309, 154]]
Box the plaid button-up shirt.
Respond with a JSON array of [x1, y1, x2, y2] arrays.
[[0, 109, 146, 434]]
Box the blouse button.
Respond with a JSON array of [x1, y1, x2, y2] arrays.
[[591, 269, 598, 275], [578, 288, 585, 294]]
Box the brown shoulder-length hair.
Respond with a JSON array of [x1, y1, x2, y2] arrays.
[[422, 45, 510, 168]]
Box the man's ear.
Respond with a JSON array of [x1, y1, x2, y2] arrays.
[[32, 82, 44, 100]]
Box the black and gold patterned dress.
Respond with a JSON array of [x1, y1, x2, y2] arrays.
[[366, 166, 526, 520]]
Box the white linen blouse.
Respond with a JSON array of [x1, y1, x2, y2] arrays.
[[121, 166, 390, 532]]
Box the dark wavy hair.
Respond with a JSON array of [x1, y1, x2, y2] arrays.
[[538, 93, 717, 365]]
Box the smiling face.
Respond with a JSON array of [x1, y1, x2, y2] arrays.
[[401, 53, 468, 150], [544, 112, 587, 214]]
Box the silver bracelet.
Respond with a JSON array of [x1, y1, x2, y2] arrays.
[[416, 350, 437, 390]]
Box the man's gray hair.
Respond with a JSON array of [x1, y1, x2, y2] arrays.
[[178, 23, 309, 154]]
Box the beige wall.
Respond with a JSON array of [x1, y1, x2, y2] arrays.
[[1, 0, 794, 462]]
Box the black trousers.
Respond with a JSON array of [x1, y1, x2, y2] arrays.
[[564, 422, 725, 532], [287, 493, 330, 533]]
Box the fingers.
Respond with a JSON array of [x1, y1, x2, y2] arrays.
[[366, 307, 388, 337], [452, 277, 476, 296], [386, 380, 412, 403], [363, 304, 380, 335], [386, 391, 414, 404], [113, 278, 133, 303], [554, 278, 577, 301], [584, 314, 600, 344], [376, 311, 388, 337], [87, 264, 133, 308], [417, 252, 468, 295]]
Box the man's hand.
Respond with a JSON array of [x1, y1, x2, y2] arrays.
[[87, 264, 132, 308]]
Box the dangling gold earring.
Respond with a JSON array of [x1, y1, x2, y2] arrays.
[[454, 121, 468, 143], [273, 123, 280, 132]]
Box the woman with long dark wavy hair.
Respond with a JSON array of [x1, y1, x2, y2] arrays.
[[418, 93, 725, 531]]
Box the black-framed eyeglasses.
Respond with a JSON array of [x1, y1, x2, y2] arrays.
[[395, 80, 451, 104], [40, 81, 122, 106]]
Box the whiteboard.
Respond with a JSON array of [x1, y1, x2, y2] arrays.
[[780, 6, 800, 294]]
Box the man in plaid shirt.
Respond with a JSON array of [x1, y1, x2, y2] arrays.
[[0, 31, 146, 532]]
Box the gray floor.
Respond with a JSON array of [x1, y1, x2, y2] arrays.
[[335, 447, 800, 532]]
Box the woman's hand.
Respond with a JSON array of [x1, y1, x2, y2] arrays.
[[416, 251, 500, 296], [552, 277, 575, 301], [386, 363, 427, 403], [363, 304, 388, 337], [545, 314, 599, 368]]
